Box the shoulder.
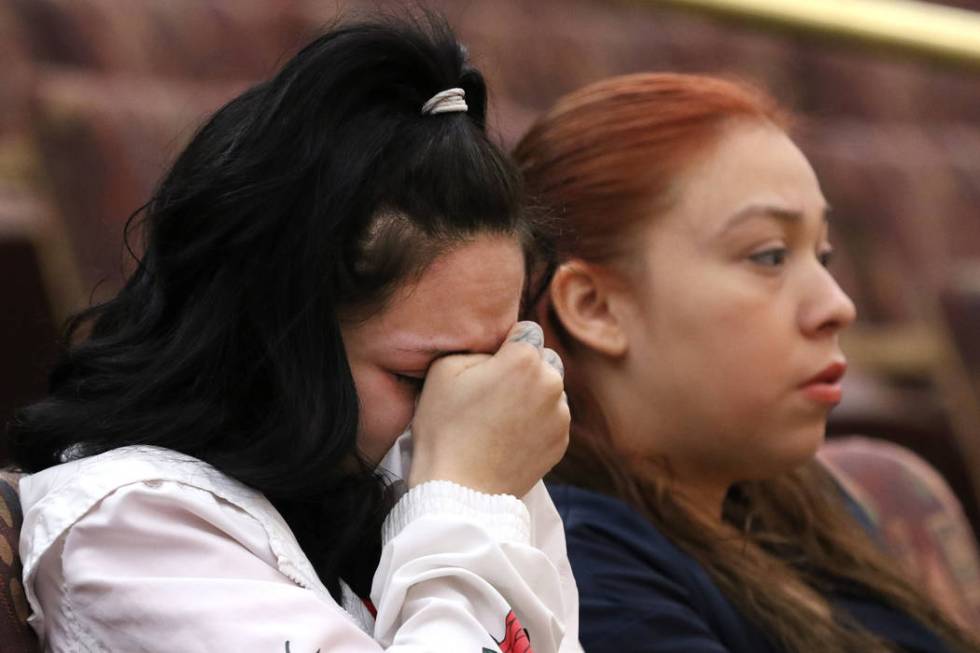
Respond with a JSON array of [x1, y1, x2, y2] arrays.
[[20, 445, 259, 511], [21, 446, 332, 604], [23, 463, 375, 650], [21, 446, 264, 563], [20, 445, 272, 530], [546, 483, 708, 612], [547, 483, 692, 573], [19, 445, 267, 571], [546, 483, 776, 653]]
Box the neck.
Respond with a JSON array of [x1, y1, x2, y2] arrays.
[[671, 475, 731, 521], [584, 357, 734, 522]]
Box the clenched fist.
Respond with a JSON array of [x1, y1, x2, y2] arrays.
[[408, 321, 570, 497]]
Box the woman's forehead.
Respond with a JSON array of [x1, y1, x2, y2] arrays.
[[358, 235, 525, 356], [657, 124, 824, 236]]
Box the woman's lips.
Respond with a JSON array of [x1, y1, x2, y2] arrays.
[[800, 361, 847, 405]]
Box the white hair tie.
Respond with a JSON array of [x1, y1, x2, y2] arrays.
[[421, 87, 467, 115]]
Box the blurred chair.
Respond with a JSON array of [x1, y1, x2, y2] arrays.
[[805, 119, 980, 537], [820, 436, 980, 633], [0, 188, 81, 438], [2, 0, 317, 297], [0, 471, 37, 653], [7, 0, 310, 79], [30, 70, 247, 295]]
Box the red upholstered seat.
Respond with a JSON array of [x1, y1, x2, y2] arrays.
[[0, 471, 38, 653], [820, 436, 980, 635]]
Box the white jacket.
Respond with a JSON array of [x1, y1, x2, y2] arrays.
[[19, 445, 581, 652]]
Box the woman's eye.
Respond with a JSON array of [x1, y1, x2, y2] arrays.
[[393, 373, 425, 391], [748, 248, 787, 267]]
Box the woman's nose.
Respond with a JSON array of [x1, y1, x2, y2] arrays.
[[800, 266, 857, 337]]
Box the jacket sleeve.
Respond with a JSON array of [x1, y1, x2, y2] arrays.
[[37, 478, 578, 652], [372, 479, 581, 652]]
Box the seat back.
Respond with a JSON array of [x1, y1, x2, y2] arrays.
[[820, 436, 980, 634], [0, 471, 38, 653]]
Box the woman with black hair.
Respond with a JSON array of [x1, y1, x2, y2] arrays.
[[7, 18, 578, 652]]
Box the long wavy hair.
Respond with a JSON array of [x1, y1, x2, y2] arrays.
[[3, 16, 529, 601], [515, 73, 978, 653]]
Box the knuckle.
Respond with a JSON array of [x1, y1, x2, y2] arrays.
[[559, 404, 571, 426], [508, 343, 540, 370], [543, 372, 565, 397]]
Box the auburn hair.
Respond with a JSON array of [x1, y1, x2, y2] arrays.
[[515, 73, 978, 653]]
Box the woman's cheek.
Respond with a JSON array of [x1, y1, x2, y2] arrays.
[[351, 369, 413, 462]]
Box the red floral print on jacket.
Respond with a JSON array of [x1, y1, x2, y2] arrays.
[[483, 610, 534, 653]]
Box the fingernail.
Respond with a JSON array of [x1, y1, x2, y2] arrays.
[[543, 348, 564, 378]]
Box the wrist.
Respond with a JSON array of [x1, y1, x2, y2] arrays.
[[383, 479, 532, 545]]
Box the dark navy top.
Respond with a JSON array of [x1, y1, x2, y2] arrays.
[[549, 483, 953, 653]]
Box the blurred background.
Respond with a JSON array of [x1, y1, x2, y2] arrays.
[[1, 0, 978, 555]]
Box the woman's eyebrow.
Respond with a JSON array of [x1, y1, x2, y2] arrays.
[[716, 202, 830, 237]]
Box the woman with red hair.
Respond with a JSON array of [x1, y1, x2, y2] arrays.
[[515, 73, 978, 653]]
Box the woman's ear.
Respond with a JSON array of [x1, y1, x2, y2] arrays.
[[549, 261, 628, 358]]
